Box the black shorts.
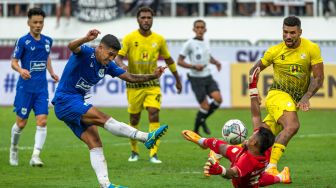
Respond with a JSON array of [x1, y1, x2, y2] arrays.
[[187, 74, 220, 103]]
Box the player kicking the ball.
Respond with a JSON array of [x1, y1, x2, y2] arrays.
[[181, 67, 291, 187], [52, 29, 168, 188]]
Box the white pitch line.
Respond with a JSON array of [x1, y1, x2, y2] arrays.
[[296, 133, 336, 138]]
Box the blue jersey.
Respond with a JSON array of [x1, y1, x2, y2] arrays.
[[12, 33, 52, 93], [53, 45, 125, 98]]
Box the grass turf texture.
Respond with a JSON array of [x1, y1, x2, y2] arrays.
[[0, 107, 335, 187]]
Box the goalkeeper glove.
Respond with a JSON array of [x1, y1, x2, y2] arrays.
[[203, 157, 226, 176], [249, 67, 260, 98]]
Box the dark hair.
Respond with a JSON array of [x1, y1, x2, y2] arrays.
[[28, 7, 46, 19], [256, 127, 275, 154], [193, 19, 206, 27], [137, 6, 154, 18], [283, 16, 301, 28], [101, 34, 121, 51]]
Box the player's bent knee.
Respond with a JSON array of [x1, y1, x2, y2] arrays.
[[36, 119, 47, 126]]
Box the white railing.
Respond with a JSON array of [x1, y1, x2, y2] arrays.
[[0, 0, 58, 17], [0, 0, 327, 17], [162, 0, 321, 17]]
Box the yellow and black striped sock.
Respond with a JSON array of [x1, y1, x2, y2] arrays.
[[270, 143, 286, 165]]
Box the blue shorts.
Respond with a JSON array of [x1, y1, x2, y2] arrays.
[[52, 94, 93, 138], [13, 89, 49, 119]]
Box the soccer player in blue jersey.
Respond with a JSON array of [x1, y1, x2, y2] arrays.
[[51, 29, 168, 188], [10, 7, 59, 167]]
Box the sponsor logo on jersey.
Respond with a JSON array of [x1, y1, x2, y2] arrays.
[[30, 61, 46, 72], [75, 77, 93, 91]]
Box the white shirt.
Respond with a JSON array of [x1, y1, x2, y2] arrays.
[[180, 38, 211, 77]]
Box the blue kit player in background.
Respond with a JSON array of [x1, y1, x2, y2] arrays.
[[51, 29, 168, 188], [10, 7, 59, 167]]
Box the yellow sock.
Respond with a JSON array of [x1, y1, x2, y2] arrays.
[[270, 143, 286, 165], [129, 124, 139, 153], [149, 122, 160, 157]]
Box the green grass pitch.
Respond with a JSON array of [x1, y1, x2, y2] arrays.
[[0, 107, 335, 187]]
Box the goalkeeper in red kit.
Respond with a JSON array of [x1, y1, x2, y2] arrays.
[[182, 67, 291, 187]]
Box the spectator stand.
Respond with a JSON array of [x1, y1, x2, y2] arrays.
[[0, 0, 59, 17]]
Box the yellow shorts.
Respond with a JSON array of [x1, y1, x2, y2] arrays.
[[127, 87, 161, 114], [263, 90, 297, 136]]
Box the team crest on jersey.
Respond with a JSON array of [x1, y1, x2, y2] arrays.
[[21, 108, 27, 115], [300, 53, 306, 59], [45, 44, 50, 52], [280, 54, 285, 60], [289, 64, 303, 77], [98, 69, 105, 78], [196, 54, 201, 60]]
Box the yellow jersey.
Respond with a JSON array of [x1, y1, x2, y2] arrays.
[[261, 38, 323, 102], [118, 30, 171, 88]]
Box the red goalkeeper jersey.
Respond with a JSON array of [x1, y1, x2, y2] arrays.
[[226, 145, 270, 188]]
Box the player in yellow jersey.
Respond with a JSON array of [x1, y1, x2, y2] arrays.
[[115, 7, 182, 164], [249, 16, 324, 175]]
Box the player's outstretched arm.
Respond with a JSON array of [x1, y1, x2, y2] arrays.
[[249, 64, 262, 130], [118, 66, 166, 83], [68, 29, 100, 53], [115, 55, 128, 71], [297, 63, 324, 112], [249, 60, 269, 130]]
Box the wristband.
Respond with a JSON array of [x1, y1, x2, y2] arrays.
[[168, 63, 177, 72], [249, 88, 259, 98], [221, 166, 227, 176]]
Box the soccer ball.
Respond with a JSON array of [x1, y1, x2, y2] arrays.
[[222, 119, 248, 145]]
